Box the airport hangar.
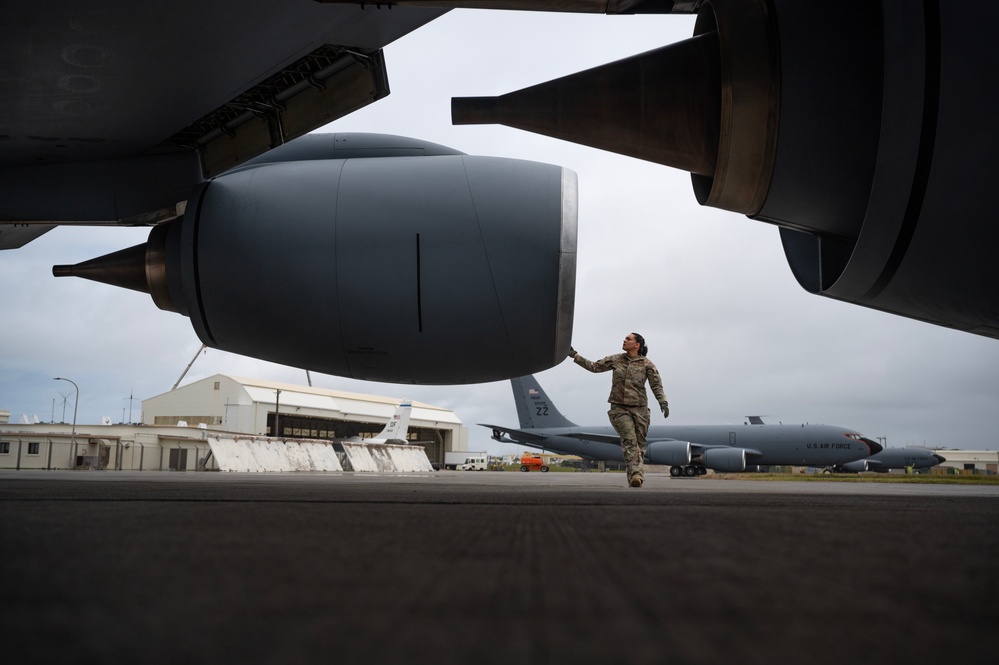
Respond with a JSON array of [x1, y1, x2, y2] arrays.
[[0, 375, 467, 471]]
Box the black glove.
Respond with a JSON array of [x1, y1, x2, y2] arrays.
[[568, 345, 577, 359], [660, 401, 670, 418]]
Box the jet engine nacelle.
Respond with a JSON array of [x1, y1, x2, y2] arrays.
[[838, 460, 869, 473], [702, 447, 747, 473], [452, 0, 999, 338], [55, 135, 577, 384], [646, 440, 691, 466]]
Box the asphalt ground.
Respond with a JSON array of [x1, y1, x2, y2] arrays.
[[1, 470, 996, 665]]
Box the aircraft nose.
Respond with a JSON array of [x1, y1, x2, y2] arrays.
[[862, 437, 883, 454], [933, 454, 947, 464]]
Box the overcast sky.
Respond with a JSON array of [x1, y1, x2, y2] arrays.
[[2, 10, 997, 455]]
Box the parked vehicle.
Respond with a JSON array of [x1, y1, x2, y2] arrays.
[[520, 454, 549, 472], [444, 451, 489, 471]]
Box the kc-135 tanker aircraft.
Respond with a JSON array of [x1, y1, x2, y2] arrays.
[[828, 446, 945, 474], [483, 375, 883, 476], [3, 1, 996, 386]]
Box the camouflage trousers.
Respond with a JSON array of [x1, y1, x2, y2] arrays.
[[608, 404, 650, 482]]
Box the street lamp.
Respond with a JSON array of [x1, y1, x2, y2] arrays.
[[273, 389, 282, 437], [54, 377, 78, 468]]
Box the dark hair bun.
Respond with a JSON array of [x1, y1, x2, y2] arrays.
[[632, 332, 648, 357]]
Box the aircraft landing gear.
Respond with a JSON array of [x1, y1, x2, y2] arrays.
[[670, 465, 706, 477]]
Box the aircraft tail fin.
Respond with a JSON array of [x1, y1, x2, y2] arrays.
[[375, 401, 412, 441], [511, 375, 576, 429]]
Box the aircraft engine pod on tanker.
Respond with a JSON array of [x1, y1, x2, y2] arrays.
[[646, 440, 692, 466], [55, 138, 577, 384], [837, 460, 870, 474], [702, 447, 748, 473]]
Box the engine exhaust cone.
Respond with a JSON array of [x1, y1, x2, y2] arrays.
[[52, 222, 179, 312], [452, 31, 721, 176], [53, 242, 150, 294]]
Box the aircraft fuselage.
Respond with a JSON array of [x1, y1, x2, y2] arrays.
[[513, 423, 875, 467]]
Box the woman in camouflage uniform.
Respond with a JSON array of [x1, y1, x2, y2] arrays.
[[569, 333, 669, 487]]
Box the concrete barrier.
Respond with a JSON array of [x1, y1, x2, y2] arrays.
[[341, 441, 434, 473], [208, 436, 433, 473]]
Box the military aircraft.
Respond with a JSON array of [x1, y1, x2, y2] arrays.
[[826, 447, 946, 474], [4, 1, 996, 388], [481, 375, 883, 476], [348, 400, 413, 445]]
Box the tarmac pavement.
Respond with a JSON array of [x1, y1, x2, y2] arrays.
[[1, 470, 996, 664]]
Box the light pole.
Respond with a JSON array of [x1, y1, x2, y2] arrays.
[[54, 377, 78, 469], [273, 389, 282, 437], [123, 388, 137, 424]]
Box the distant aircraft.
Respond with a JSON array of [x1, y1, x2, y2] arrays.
[[826, 448, 946, 474], [4, 1, 996, 390], [481, 375, 882, 477], [346, 401, 413, 445]]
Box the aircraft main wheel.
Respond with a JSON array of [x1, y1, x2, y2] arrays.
[[670, 466, 682, 477], [520, 465, 529, 472], [697, 467, 708, 476], [541, 466, 549, 473], [684, 466, 697, 477]]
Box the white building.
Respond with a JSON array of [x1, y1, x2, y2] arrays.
[[142, 375, 466, 457], [0, 421, 216, 471], [0, 375, 467, 470], [933, 450, 999, 475]]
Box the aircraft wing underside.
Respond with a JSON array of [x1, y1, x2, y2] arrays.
[[483, 425, 551, 443], [565, 431, 761, 458], [0, 1, 448, 239], [486, 426, 605, 462], [317, 1, 702, 15]]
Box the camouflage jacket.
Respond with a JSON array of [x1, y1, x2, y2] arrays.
[[573, 353, 667, 407]]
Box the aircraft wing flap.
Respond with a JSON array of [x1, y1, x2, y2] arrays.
[[168, 46, 392, 179], [0, 224, 55, 250]]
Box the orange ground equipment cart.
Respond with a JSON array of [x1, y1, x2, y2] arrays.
[[519, 454, 549, 472]]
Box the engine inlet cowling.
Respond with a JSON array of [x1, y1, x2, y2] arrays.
[[54, 137, 577, 385]]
